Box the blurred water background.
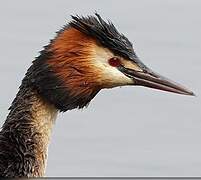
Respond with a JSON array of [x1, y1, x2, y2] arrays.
[[0, 0, 200, 177]]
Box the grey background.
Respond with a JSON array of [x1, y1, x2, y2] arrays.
[[0, 0, 200, 177]]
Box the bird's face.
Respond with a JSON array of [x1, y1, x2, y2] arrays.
[[89, 41, 194, 95], [90, 43, 134, 88], [67, 14, 194, 96], [36, 14, 194, 112]]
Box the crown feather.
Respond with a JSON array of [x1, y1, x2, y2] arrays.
[[69, 13, 137, 60]]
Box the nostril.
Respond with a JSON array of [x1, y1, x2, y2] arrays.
[[108, 57, 121, 67]]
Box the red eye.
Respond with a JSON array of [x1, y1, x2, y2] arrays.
[[108, 57, 121, 67]]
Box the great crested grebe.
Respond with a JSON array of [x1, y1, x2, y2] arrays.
[[0, 13, 194, 177]]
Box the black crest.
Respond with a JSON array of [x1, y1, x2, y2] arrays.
[[70, 13, 138, 60]]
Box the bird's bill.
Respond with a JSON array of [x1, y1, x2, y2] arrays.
[[118, 65, 195, 96]]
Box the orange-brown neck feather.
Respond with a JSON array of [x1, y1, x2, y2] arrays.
[[19, 27, 131, 112], [45, 28, 101, 110]]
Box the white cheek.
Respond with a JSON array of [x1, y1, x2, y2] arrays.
[[91, 45, 133, 87], [101, 64, 133, 86]]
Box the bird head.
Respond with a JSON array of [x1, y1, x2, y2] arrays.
[[28, 13, 194, 112]]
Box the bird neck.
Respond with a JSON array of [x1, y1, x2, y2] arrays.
[[0, 86, 58, 177]]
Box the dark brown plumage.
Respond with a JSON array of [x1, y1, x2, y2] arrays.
[[0, 87, 52, 177]]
